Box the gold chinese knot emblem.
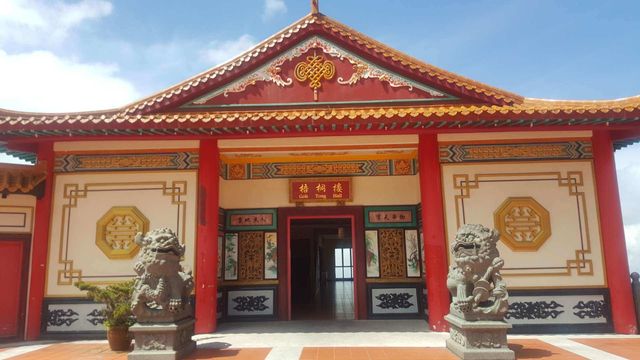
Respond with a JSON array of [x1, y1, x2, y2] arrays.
[[96, 206, 149, 259], [494, 197, 551, 251], [294, 51, 335, 101]]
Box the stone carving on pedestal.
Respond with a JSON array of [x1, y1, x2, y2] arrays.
[[445, 224, 515, 360], [128, 228, 196, 360]]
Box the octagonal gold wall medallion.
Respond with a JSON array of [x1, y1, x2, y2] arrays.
[[96, 206, 149, 259], [494, 197, 551, 251]]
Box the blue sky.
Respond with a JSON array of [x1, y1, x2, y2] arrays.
[[1, 0, 640, 271]]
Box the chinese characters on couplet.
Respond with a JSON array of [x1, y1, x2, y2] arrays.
[[229, 214, 273, 226], [290, 178, 352, 202]]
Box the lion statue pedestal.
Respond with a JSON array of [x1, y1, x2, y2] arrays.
[[445, 224, 514, 360], [128, 228, 196, 360]]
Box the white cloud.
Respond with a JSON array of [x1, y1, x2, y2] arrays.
[[0, 0, 112, 47], [0, 49, 139, 112], [262, 0, 286, 21], [200, 34, 256, 66], [615, 143, 640, 275], [625, 224, 640, 274]]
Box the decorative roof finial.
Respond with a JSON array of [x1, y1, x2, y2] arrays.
[[311, 0, 319, 14]]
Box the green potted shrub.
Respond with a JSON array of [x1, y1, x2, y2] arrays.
[[76, 280, 135, 351]]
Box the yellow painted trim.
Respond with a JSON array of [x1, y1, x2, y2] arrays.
[[55, 148, 199, 155], [438, 137, 592, 146], [221, 151, 417, 165], [220, 143, 417, 153]]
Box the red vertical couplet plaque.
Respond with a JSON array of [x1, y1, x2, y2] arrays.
[[289, 178, 352, 202], [195, 140, 220, 334]]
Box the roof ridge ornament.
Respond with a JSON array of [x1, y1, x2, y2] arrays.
[[311, 0, 319, 14]]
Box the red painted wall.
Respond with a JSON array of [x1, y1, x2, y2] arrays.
[[0, 241, 25, 339]]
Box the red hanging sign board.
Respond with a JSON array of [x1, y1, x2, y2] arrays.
[[289, 178, 353, 202]]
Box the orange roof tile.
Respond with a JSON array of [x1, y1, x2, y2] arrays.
[[0, 96, 639, 129], [0, 163, 46, 194]]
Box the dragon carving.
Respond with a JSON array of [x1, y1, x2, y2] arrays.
[[446, 224, 509, 320], [131, 228, 194, 322]]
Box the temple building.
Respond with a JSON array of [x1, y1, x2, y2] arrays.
[[1, 3, 639, 341]]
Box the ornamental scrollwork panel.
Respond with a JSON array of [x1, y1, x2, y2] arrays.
[[505, 301, 564, 320], [375, 293, 414, 310], [573, 300, 606, 319], [47, 309, 79, 327], [238, 232, 264, 280], [378, 229, 405, 278], [232, 296, 269, 312], [86, 309, 106, 326]]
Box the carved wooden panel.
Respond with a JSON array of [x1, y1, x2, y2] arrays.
[[378, 228, 406, 278], [238, 231, 264, 280]]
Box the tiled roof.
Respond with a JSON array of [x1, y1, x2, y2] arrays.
[[0, 163, 46, 194], [0, 95, 638, 130]]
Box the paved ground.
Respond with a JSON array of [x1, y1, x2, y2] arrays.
[[2, 320, 640, 359]]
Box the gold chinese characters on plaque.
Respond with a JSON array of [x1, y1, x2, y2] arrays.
[[494, 197, 551, 251], [96, 206, 150, 259], [289, 178, 352, 203]]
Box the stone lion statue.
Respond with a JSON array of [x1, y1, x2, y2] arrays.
[[131, 228, 194, 322], [446, 224, 509, 320]]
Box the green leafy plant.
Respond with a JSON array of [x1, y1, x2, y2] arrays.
[[75, 280, 136, 329]]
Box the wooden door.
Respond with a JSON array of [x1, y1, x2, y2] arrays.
[[0, 241, 25, 339]]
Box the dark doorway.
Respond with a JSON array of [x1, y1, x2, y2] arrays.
[[290, 218, 354, 320]]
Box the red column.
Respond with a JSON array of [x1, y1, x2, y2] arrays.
[[25, 142, 54, 340], [592, 130, 638, 334], [195, 139, 220, 334], [418, 133, 450, 332]]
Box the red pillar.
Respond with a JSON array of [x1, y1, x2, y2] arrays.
[[195, 139, 220, 334], [418, 133, 450, 332], [25, 142, 54, 340], [592, 130, 638, 334]]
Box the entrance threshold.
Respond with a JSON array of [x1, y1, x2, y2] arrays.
[[215, 319, 430, 334], [196, 319, 435, 348]]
